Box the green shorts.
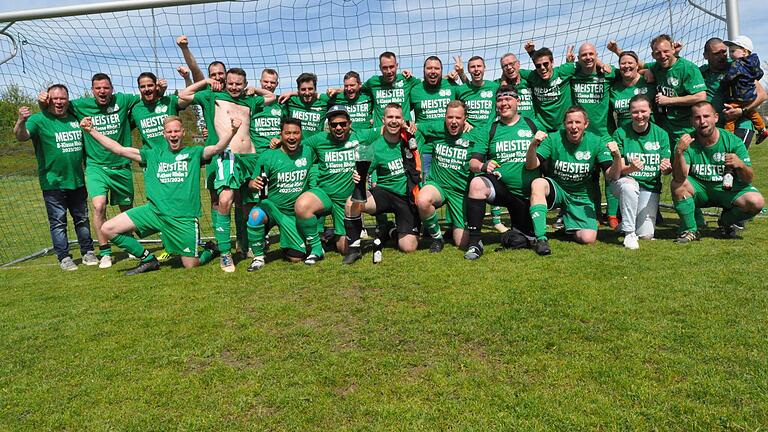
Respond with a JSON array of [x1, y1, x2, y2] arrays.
[[126, 204, 200, 257], [688, 176, 760, 208], [424, 181, 466, 229], [307, 187, 347, 235], [546, 178, 598, 231], [213, 151, 258, 194], [258, 199, 305, 255], [85, 164, 134, 206]]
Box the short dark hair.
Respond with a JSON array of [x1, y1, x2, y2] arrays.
[[651, 34, 674, 50], [423, 56, 443, 68], [226, 67, 247, 79], [281, 117, 302, 130], [628, 94, 651, 109], [691, 100, 716, 113], [384, 102, 403, 112], [208, 61, 226, 73], [446, 99, 467, 114], [91, 73, 112, 85], [532, 48, 554, 63], [379, 51, 397, 62], [343, 71, 361, 83], [496, 84, 518, 97], [296, 72, 317, 88], [703, 37, 724, 54], [564, 105, 589, 122], [137, 72, 157, 85], [47, 84, 69, 94], [467, 55, 485, 65], [261, 68, 278, 78]]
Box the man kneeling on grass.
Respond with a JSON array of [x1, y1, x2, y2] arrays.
[[80, 115, 241, 275]]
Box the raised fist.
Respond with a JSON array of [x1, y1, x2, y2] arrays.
[[80, 117, 94, 132], [18, 106, 31, 121], [176, 35, 189, 47], [177, 66, 190, 78], [533, 130, 548, 143]]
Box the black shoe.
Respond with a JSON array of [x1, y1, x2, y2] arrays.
[[429, 237, 445, 253], [464, 242, 483, 260], [717, 217, 741, 239], [534, 239, 551, 256], [203, 241, 220, 258], [342, 247, 362, 265], [125, 257, 160, 276], [674, 230, 700, 244]]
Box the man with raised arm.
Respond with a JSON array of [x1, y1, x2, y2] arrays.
[[523, 45, 579, 133], [15, 84, 98, 271], [456, 56, 500, 128], [131, 72, 192, 151], [282, 73, 333, 136], [245, 118, 315, 271], [362, 51, 418, 128], [342, 103, 421, 264], [464, 85, 541, 260], [671, 101, 764, 243], [80, 115, 241, 275], [525, 106, 622, 254]]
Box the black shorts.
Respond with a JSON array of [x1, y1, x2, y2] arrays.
[[369, 186, 420, 235], [477, 174, 534, 236]]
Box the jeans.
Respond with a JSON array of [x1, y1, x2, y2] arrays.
[[611, 177, 660, 238], [42, 187, 94, 261]]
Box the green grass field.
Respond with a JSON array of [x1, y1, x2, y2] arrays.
[[1, 143, 767, 430]]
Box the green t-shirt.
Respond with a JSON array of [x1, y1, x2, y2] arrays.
[[362, 73, 418, 128], [368, 135, 407, 195], [410, 79, 459, 128], [70, 92, 140, 167], [329, 93, 373, 130], [571, 67, 615, 136], [683, 128, 752, 188], [613, 123, 671, 193], [26, 111, 85, 190], [191, 88, 218, 145], [536, 130, 612, 196], [419, 124, 477, 191], [304, 128, 381, 200], [250, 103, 285, 153], [522, 63, 578, 132], [140, 145, 205, 217], [456, 80, 500, 126], [130, 95, 181, 150], [283, 94, 331, 136], [609, 75, 655, 132], [472, 118, 540, 197], [257, 145, 314, 214], [648, 58, 706, 134]]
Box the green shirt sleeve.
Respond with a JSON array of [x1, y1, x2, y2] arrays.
[[536, 135, 553, 160], [682, 61, 706, 95]]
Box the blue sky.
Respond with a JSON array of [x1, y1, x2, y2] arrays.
[[0, 0, 765, 96]]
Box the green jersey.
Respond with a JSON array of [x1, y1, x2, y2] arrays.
[[472, 118, 540, 197], [304, 128, 381, 199], [70, 92, 140, 167], [571, 68, 615, 135], [250, 103, 285, 152], [613, 123, 671, 193], [536, 130, 612, 196], [419, 124, 478, 191], [140, 145, 205, 217], [283, 94, 331, 136], [456, 80, 500, 126], [522, 63, 578, 132], [609, 76, 654, 132], [329, 93, 373, 130], [191, 88, 218, 145], [683, 128, 752, 188], [410, 79, 459, 128], [257, 145, 314, 213], [130, 95, 181, 150], [26, 111, 85, 190], [368, 135, 407, 195], [362, 73, 418, 128], [648, 58, 706, 134]]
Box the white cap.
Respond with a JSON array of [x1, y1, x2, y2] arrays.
[[724, 35, 754, 52]]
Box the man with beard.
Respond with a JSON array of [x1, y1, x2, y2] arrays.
[[362, 51, 418, 128], [328, 71, 374, 130], [131, 72, 192, 150], [250, 68, 285, 152], [283, 73, 332, 137], [671, 102, 764, 243]]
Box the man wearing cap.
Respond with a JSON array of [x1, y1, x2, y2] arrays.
[[294, 104, 380, 263], [464, 85, 541, 259]]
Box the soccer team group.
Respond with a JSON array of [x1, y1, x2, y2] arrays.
[[13, 32, 767, 274]]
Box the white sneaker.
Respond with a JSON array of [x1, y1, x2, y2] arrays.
[[220, 254, 236, 273], [82, 251, 99, 266], [98, 255, 113, 269], [623, 232, 640, 250], [60, 257, 78, 271]]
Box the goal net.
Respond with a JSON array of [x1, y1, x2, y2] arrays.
[[0, 0, 726, 264]]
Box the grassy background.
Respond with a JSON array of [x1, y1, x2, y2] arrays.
[[1, 142, 767, 430]]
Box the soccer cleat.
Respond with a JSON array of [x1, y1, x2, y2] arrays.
[[360, 227, 370, 240], [247, 255, 265, 272], [623, 232, 640, 250], [82, 251, 99, 266], [342, 247, 362, 265], [372, 238, 383, 264], [464, 243, 484, 260], [756, 128, 768, 145], [304, 253, 324, 265], [203, 241, 220, 258], [674, 230, 700, 244], [429, 238, 445, 253], [552, 215, 564, 230], [156, 249, 172, 262], [125, 257, 160, 276], [98, 255, 113, 269], [534, 239, 551, 256], [608, 216, 620, 230], [60, 256, 78, 271], [219, 254, 236, 273]]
